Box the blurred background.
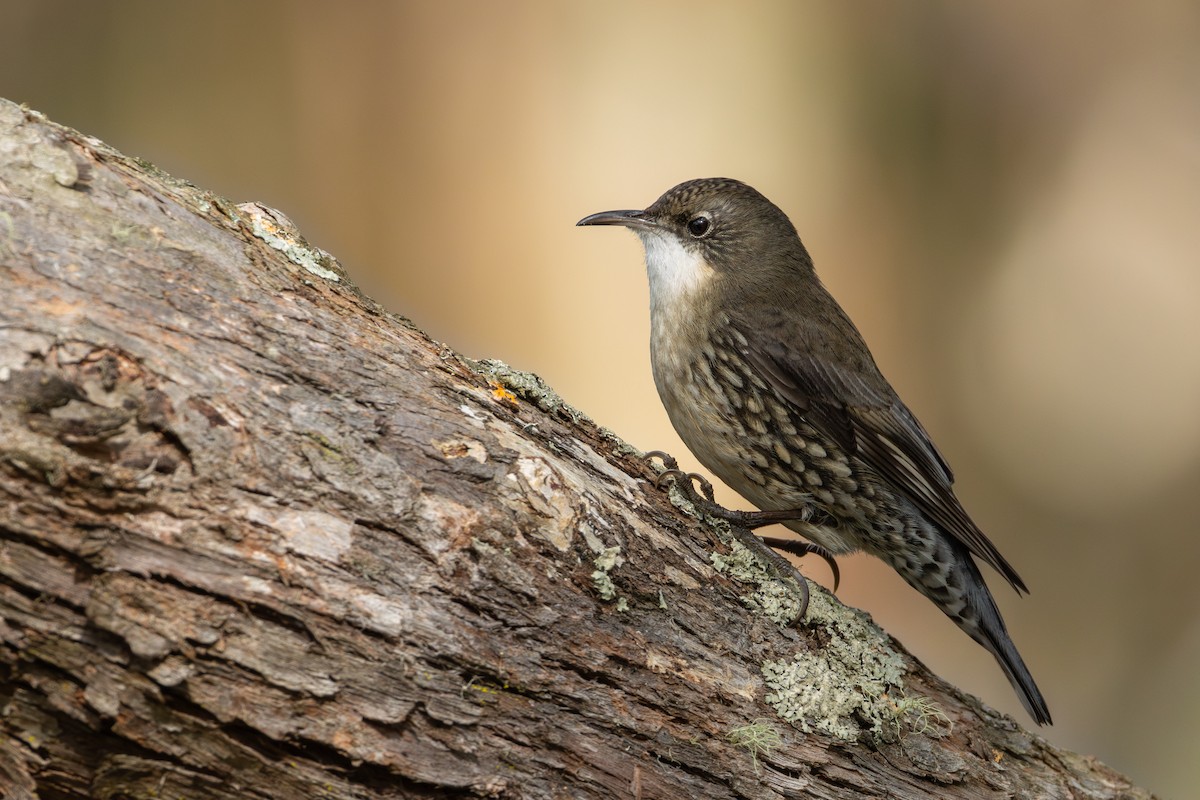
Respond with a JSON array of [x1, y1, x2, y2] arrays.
[[3, 1, 1197, 795]]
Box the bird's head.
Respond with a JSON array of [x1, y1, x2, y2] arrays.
[[577, 178, 814, 311]]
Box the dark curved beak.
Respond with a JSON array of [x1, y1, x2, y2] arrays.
[[576, 209, 657, 229]]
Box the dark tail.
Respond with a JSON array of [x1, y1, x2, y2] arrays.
[[894, 543, 1052, 725], [955, 555, 1052, 725]]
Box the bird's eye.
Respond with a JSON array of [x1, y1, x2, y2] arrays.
[[687, 215, 712, 238]]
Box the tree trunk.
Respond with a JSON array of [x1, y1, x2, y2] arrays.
[[0, 98, 1152, 800]]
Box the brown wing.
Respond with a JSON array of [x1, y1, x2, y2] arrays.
[[733, 320, 1028, 594]]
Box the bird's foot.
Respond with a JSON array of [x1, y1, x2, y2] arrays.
[[645, 450, 717, 504], [725, 526, 828, 619], [643, 450, 841, 609], [758, 537, 840, 593]]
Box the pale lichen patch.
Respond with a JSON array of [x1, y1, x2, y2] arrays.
[[239, 202, 343, 282], [591, 545, 624, 603], [727, 719, 783, 774], [709, 538, 803, 626], [761, 586, 911, 742], [709, 538, 930, 742], [470, 358, 587, 422]]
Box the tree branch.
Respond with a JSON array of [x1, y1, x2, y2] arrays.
[[0, 98, 1152, 799]]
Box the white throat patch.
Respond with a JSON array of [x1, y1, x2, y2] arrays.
[[637, 230, 714, 315]]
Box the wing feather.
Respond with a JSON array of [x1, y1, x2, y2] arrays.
[[733, 319, 1028, 594]]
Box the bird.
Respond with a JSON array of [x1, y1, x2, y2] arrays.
[[577, 177, 1051, 726]]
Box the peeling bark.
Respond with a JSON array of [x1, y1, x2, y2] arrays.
[[0, 98, 1154, 799]]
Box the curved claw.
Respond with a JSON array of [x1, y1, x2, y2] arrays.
[[654, 467, 687, 490], [643, 450, 680, 471], [817, 547, 840, 593], [652, 466, 717, 504], [804, 543, 840, 594], [760, 537, 841, 593], [794, 571, 811, 620], [688, 472, 715, 502]]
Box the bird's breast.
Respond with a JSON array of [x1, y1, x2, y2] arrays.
[[649, 324, 871, 556], [650, 325, 801, 504]]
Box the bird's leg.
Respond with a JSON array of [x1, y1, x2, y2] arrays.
[[644, 451, 841, 602], [645, 451, 721, 511], [646, 451, 817, 527], [758, 537, 840, 593]]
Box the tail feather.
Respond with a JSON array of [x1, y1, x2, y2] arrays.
[[966, 574, 1052, 725], [958, 556, 1052, 725], [897, 544, 1052, 725]]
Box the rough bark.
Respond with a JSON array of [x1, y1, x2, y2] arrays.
[[0, 98, 1152, 800]]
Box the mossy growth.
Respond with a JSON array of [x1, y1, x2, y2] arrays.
[[591, 545, 629, 611], [709, 536, 804, 626], [726, 719, 783, 774], [469, 359, 642, 457], [712, 538, 945, 742], [470, 359, 587, 421]]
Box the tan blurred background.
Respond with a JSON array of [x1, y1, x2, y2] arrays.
[[4, 1, 1197, 795]]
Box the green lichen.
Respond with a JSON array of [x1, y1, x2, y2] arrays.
[[726, 719, 782, 774], [243, 204, 342, 282], [710, 539, 936, 742], [467, 361, 642, 458], [302, 430, 343, 455], [709, 537, 804, 626], [591, 545, 625, 605], [470, 359, 587, 421], [885, 693, 953, 740], [760, 585, 910, 742]]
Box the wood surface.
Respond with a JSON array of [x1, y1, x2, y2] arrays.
[[0, 98, 1153, 799]]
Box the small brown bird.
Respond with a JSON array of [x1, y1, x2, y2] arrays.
[[578, 178, 1051, 725]]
